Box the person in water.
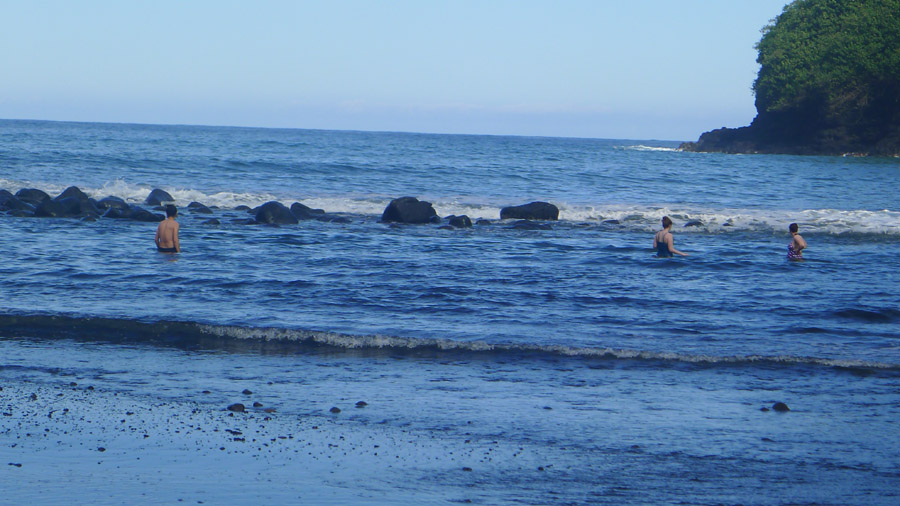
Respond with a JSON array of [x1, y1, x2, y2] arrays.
[[155, 204, 181, 253], [654, 216, 688, 257], [787, 222, 806, 261]]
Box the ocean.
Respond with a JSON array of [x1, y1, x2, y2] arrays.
[[1, 119, 899, 504]]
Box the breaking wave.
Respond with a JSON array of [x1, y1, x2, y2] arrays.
[[3, 177, 899, 235]]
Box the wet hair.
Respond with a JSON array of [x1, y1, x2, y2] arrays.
[[789, 223, 798, 233], [165, 204, 178, 218], [662, 216, 673, 229]]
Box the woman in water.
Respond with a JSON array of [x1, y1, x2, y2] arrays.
[[787, 222, 807, 261], [654, 216, 688, 257]]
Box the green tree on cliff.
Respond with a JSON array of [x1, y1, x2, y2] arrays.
[[685, 0, 900, 155], [753, 0, 900, 129]]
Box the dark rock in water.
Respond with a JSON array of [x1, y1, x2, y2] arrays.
[[475, 219, 492, 226], [772, 402, 790, 412], [227, 403, 246, 413], [231, 218, 256, 225], [96, 196, 129, 210], [381, 197, 440, 224], [97, 447, 106, 452], [438, 225, 454, 230], [15, 188, 51, 205], [253, 402, 263, 408], [201, 218, 221, 226], [130, 207, 164, 222], [602, 219, 620, 225], [33, 199, 69, 218], [447, 215, 473, 228], [145, 188, 174, 206], [255, 201, 298, 225], [511, 220, 552, 231], [55, 186, 91, 203], [329, 407, 341, 414], [234, 205, 252, 212], [0, 192, 33, 213], [355, 401, 368, 408], [242, 389, 253, 395], [684, 220, 703, 228], [291, 202, 325, 220], [103, 207, 132, 219], [462, 467, 473, 472], [56, 197, 99, 217], [315, 214, 351, 224], [188, 202, 213, 214], [500, 201, 559, 221]]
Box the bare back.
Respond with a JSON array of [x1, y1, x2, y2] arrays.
[[155, 218, 180, 251]]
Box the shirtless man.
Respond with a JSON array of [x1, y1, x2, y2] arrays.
[[155, 205, 181, 253]]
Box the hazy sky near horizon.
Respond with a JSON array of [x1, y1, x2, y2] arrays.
[[1, 0, 792, 140]]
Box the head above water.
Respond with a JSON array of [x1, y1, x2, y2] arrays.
[[789, 223, 799, 234], [165, 204, 178, 218], [662, 216, 673, 229]]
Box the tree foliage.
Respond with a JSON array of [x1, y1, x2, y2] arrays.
[[752, 0, 900, 116]]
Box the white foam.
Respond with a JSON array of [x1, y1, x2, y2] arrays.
[[619, 145, 680, 153], [558, 203, 900, 235]]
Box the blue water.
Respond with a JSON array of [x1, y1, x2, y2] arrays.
[[2, 119, 899, 504]]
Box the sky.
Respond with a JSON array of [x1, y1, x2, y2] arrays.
[[0, 0, 793, 141]]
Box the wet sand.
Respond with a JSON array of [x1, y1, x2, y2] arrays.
[[1, 380, 536, 505]]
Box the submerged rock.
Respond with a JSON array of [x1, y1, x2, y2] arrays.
[[33, 199, 68, 218], [381, 197, 439, 224], [15, 188, 51, 205], [145, 189, 174, 206], [511, 220, 552, 231], [55, 186, 92, 203], [447, 215, 473, 228], [255, 201, 298, 225], [772, 402, 791, 412], [0, 192, 34, 213], [500, 202, 559, 221], [188, 202, 214, 214], [226, 403, 246, 412], [96, 196, 129, 210], [129, 207, 164, 222], [290, 202, 325, 220]]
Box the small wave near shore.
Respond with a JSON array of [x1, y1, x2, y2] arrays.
[[2, 313, 897, 373]]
